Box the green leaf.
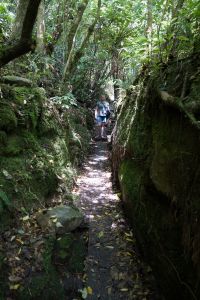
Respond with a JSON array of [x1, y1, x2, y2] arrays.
[[177, 36, 189, 41], [0, 190, 11, 207], [79, 287, 88, 299]]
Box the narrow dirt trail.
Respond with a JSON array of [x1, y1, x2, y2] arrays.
[[74, 141, 161, 300]]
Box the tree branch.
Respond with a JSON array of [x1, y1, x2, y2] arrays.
[[62, 0, 89, 79], [0, 0, 42, 68], [62, 0, 101, 82]]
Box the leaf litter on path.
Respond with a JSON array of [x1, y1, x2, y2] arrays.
[[73, 141, 161, 300]]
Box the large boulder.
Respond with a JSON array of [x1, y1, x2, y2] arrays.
[[36, 205, 84, 234]]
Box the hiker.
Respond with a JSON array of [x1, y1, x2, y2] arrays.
[[95, 95, 110, 140]]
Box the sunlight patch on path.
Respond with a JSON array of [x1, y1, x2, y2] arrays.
[[73, 141, 160, 300]]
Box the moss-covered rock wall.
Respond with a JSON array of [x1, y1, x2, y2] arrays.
[[0, 82, 91, 228], [112, 54, 200, 299]]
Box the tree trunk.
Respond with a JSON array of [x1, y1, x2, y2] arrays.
[[45, 2, 63, 56], [0, 0, 42, 67], [156, 0, 169, 62], [111, 50, 122, 102], [62, 0, 101, 83], [36, 0, 45, 53], [169, 0, 185, 57], [10, 0, 29, 42], [146, 0, 153, 58], [62, 0, 89, 80]]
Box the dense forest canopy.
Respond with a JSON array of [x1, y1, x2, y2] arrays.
[[0, 0, 199, 100], [0, 0, 200, 97]]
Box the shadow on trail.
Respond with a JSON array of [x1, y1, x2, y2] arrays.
[[74, 140, 162, 300]]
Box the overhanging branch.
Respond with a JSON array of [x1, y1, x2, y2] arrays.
[[0, 0, 41, 68]]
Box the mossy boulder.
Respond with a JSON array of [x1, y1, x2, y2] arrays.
[[55, 232, 87, 273], [36, 205, 84, 233], [0, 105, 18, 131], [0, 85, 44, 132]]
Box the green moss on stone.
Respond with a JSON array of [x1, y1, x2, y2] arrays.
[[119, 159, 143, 202], [21, 130, 41, 151], [0, 131, 7, 144], [0, 105, 17, 131], [4, 135, 23, 156], [19, 237, 65, 300]]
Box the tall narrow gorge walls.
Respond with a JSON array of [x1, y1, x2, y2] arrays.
[[112, 54, 200, 300]]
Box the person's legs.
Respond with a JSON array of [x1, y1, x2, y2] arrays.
[[101, 123, 104, 138], [95, 116, 107, 139], [95, 117, 102, 139], [101, 117, 107, 138]]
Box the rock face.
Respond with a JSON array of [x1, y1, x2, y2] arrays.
[[36, 205, 84, 234], [112, 53, 200, 300]]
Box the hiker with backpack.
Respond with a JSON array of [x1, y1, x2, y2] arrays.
[[95, 95, 110, 140]]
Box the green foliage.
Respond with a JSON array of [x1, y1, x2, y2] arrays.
[[0, 189, 11, 213], [1, 0, 199, 88], [0, 2, 14, 40], [51, 92, 78, 109], [0, 130, 7, 145], [0, 105, 18, 132]]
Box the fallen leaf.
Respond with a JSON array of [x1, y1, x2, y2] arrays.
[[120, 288, 128, 292], [125, 232, 133, 237], [2, 169, 12, 179], [17, 229, 25, 235], [82, 274, 87, 280], [87, 286, 93, 295], [10, 284, 20, 290], [126, 238, 134, 242], [98, 231, 104, 238], [10, 236, 16, 242], [15, 257, 20, 261], [56, 222, 63, 228], [125, 251, 132, 256], [105, 246, 114, 250], [22, 216, 30, 221], [16, 239, 24, 245], [9, 276, 22, 283], [104, 212, 111, 216], [79, 287, 87, 299]]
